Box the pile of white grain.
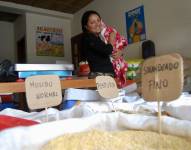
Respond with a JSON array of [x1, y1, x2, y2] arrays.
[[42, 130, 191, 150]]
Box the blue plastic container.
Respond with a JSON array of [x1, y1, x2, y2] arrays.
[[0, 103, 17, 111], [61, 100, 77, 110]]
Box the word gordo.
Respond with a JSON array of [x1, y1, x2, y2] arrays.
[[97, 82, 116, 89]]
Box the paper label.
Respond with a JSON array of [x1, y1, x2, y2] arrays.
[[96, 76, 118, 99], [25, 75, 62, 110], [142, 53, 183, 101]]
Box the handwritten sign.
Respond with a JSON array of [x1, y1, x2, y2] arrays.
[[96, 76, 118, 99], [25, 75, 62, 110], [142, 53, 183, 101]]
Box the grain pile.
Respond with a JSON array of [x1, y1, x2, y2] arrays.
[[42, 130, 191, 150]]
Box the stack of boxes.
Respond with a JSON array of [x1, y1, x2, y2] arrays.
[[14, 63, 74, 79], [126, 59, 143, 80]]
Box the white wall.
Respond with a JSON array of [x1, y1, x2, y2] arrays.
[[72, 0, 191, 59], [0, 21, 15, 62], [0, 1, 73, 64], [26, 13, 72, 63]]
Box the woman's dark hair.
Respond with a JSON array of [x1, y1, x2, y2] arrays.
[[81, 10, 101, 32]]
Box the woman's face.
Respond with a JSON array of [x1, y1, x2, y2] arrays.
[[86, 14, 101, 35]]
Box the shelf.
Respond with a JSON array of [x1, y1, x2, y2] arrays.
[[0, 78, 96, 93]]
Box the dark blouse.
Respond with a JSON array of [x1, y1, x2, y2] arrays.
[[81, 32, 114, 74]]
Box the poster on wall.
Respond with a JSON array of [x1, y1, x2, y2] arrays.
[[36, 26, 64, 57], [125, 5, 146, 44]]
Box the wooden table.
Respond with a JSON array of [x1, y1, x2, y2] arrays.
[[0, 78, 135, 111], [0, 78, 97, 111], [0, 78, 96, 93]]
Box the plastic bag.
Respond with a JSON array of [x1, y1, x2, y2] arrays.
[[0, 59, 17, 82]]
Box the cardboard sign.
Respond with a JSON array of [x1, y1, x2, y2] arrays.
[[142, 53, 183, 101], [25, 75, 62, 110], [96, 76, 118, 99]]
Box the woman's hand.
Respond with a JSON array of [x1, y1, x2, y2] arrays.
[[112, 50, 123, 59], [108, 32, 116, 46]]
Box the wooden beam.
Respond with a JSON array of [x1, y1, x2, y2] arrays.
[[0, 78, 96, 93]]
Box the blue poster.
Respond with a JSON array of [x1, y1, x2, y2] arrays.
[[125, 5, 146, 44]]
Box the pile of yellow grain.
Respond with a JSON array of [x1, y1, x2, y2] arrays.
[[42, 130, 191, 150]]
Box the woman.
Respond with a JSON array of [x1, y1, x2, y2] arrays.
[[81, 10, 122, 79]]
